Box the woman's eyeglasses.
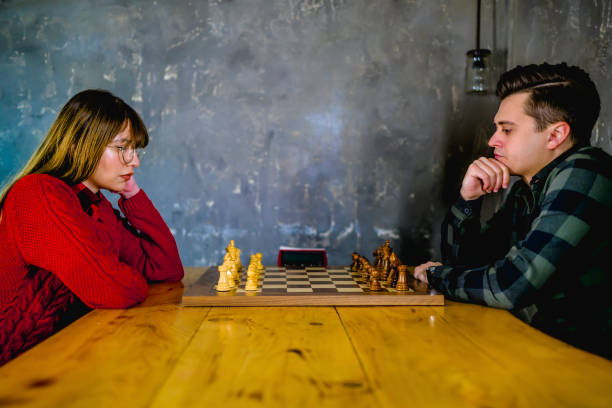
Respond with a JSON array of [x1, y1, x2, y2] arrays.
[[108, 145, 146, 164]]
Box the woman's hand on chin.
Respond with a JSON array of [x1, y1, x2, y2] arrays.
[[119, 175, 140, 199]]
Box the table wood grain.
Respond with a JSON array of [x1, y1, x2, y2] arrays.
[[0, 267, 610, 407]]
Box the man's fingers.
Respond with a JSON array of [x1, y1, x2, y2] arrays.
[[461, 156, 511, 201], [413, 261, 443, 284], [496, 159, 511, 188], [476, 158, 503, 192], [470, 160, 496, 191], [476, 157, 512, 192]]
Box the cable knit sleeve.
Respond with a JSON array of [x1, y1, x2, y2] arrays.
[[5, 174, 148, 309], [116, 190, 184, 282]]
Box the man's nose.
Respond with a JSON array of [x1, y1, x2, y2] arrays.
[[488, 131, 501, 147]]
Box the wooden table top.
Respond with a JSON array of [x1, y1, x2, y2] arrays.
[[1, 267, 611, 407]]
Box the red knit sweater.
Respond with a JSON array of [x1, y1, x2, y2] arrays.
[[0, 174, 183, 365]]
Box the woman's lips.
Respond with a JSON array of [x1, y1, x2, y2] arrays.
[[120, 174, 132, 181]]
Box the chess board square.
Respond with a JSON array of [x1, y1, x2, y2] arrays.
[[331, 278, 354, 283], [309, 277, 333, 282], [310, 284, 336, 289], [287, 284, 311, 288], [287, 288, 314, 293], [326, 269, 346, 273], [265, 274, 285, 279], [262, 288, 288, 294], [312, 288, 341, 293], [262, 284, 287, 289], [336, 287, 364, 292], [265, 278, 286, 282], [306, 267, 326, 271], [306, 271, 328, 276], [287, 279, 310, 284]]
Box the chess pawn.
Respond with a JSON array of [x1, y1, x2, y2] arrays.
[[360, 263, 369, 282], [249, 254, 258, 270], [369, 266, 382, 291], [396, 265, 409, 291], [245, 268, 258, 291], [375, 266, 385, 286], [216, 264, 231, 291], [245, 255, 259, 291]]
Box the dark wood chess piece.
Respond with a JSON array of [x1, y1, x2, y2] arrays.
[[358, 255, 371, 281], [396, 265, 409, 291], [386, 252, 402, 287], [350, 252, 360, 272], [369, 266, 382, 291], [372, 247, 381, 267]]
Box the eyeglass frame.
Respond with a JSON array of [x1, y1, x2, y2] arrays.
[[107, 145, 146, 164]]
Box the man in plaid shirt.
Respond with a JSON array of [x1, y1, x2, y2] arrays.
[[414, 63, 611, 359]]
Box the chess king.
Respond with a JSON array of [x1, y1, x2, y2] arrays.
[[414, 63, 612, 360]]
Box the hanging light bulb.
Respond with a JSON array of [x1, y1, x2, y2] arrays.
[[465, 0, 491, 94]]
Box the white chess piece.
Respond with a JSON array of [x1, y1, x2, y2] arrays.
[[216, 264, 231, 291]]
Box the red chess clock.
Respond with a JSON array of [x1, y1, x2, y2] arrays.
[[277, 246, 327, 267]]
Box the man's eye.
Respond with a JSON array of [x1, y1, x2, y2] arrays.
[[502, 129, 511, 134]]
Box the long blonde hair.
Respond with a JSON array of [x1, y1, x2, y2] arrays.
[[0, 89, 149, 209]]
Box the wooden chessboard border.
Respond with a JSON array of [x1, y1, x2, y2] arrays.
[[182, 266, 444, 306]]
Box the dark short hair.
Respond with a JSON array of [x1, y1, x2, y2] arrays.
[[496, 63, 600, 145]]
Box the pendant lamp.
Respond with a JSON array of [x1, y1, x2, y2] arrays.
[[465, 0, 491, 94]]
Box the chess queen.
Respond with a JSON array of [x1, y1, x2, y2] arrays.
[[0, 89, 184, 366]]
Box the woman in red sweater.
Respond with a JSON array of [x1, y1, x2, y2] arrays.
[[0, 89, 184, 365]]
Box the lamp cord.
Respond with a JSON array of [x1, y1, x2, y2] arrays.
[[476, 0, 481, 50]]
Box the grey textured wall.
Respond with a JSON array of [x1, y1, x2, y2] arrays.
[[509, 0, 611, 153], [0, 0, 609, 267]]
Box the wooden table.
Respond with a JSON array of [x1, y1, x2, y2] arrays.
[[1, 267, 611, 407]]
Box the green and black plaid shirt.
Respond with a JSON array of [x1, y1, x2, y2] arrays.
[[428, 145, 612, 358]]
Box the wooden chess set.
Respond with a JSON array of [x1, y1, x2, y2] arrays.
[[181, 241, 444, 306]]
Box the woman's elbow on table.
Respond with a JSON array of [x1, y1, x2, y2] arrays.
[[78, 278, 149, 309]]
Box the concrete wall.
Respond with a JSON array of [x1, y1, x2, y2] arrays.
[[508, 0, 611, 153], [0, 0, 609, 266]]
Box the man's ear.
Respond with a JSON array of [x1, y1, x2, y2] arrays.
[[546, 122, 571, 150]]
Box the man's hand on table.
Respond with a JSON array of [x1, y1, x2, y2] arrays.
[[413, 261, 442, 284]]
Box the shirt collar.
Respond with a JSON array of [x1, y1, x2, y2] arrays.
[[529, 144, 585, 187], [71, 183, 102, 217]]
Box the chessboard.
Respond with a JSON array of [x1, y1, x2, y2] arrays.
[[181, 266, 444, 306]]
